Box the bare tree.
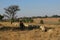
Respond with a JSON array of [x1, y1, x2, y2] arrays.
[[4, 5, 20, 24]]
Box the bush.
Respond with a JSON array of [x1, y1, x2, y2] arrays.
[[30, 19, 33, 23], [58, 19, 60, 24], [40, 20, 44, 24]]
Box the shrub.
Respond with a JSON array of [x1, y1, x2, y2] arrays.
[[58, 19, 60, 22], [30, 19, 33, 23], [40, 20, 44, 24]]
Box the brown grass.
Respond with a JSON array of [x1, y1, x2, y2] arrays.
[[0, 26, 60, 40], [0, 18, 60, 40]]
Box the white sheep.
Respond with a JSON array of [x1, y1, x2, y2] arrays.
[[40, 25, 46, 32], [12, 23, 19, 26], [24, 24, 29, 27]]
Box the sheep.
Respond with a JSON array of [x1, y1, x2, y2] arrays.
[[12, 23, 19, 26], [24, 24, 29, 27], [40, 25, 47, 32], [40, 25, 54, 32]]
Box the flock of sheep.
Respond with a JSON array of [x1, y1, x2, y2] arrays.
[[24, 24, 53, 32], [0, 23, 54, 32]]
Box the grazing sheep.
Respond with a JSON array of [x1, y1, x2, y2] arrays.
[[40, 25, 54, 32], [40, 25, 46, 32], [24, 24, 29, 27], [12, 23, 18, 26]]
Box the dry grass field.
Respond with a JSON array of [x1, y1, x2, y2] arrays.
[[0, 18, 60, 40]]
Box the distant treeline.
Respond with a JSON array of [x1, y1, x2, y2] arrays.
[[0, 14, 60, 22], [19, 15, 60, 19]]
